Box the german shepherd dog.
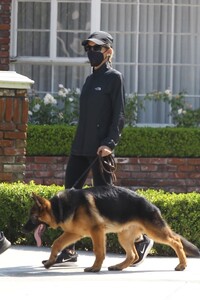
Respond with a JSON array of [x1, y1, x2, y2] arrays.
[[23, 185, 200, 272]]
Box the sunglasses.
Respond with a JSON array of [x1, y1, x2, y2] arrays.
[[84, 44, 109, 52]]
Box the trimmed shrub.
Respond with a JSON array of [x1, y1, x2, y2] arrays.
[[0, 181, 63, 245], [27, 125, 200, 157], [27, 125, 76, 156]]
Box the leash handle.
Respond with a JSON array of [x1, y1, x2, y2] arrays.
[[99, 154, 117, 183]]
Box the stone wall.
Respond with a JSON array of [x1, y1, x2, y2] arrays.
[[24, 156, 200, 193]]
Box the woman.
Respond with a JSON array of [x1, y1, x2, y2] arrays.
[[42, 31, 153, 266]]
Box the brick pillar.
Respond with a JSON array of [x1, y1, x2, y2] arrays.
[[0, 0, 11, 70], [0, 71, 34, 182]]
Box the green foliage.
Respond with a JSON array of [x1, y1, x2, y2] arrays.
[[0, 181, 63, 245], [28, 88, 200, 127], [117, 127, 200, 157], [27, 125, 76, 155], [28, 86, 80, 125], [124, 93, 145, 126], [137, 189, 200, 256], [144, 90, 200, 127], [27, 125, 200, 157], [0, 182, 199, 256]]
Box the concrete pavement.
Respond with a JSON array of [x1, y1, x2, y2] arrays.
[[0, 245, 199, 300]]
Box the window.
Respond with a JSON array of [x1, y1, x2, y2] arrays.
[[17, 1, 51, 57], [10, 0, 200, 125], [100, 0, 200, 124], [11, 0, 93, 94]]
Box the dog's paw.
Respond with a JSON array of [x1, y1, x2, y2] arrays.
[[43, 263, 51, 269], [84, 266, 101, 272], [43, 260, 54, 269], [175, 263, 186, 271], [108, 265, 122, 271]]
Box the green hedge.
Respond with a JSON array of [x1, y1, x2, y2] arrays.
[[117, 126, 200, 157], [0, 181, 63, 246], [27, 125, 200, 157], [27, 125, 75, 156], [0, 181, 199, 256]]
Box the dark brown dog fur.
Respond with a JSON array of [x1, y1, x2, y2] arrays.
[[23, 185, 200, 272]]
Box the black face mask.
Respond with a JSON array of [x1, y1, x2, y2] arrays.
[[87, 50, 104, 67]]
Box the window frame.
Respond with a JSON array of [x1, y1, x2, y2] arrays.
[[10, 0, 101, 66]]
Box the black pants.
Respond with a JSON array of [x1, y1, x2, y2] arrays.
[[64, 154, 113, 251], [65, 154, 113, 189]]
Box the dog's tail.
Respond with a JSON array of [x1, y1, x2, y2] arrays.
[[179, 235, 200, 257]]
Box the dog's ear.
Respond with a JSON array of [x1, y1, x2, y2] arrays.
[[32, 192, 48, 208]]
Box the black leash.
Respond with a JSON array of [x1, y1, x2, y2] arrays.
[[72, 154, 117, 188]]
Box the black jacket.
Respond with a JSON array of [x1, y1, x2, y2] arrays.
[[71, 62, 125, 156]]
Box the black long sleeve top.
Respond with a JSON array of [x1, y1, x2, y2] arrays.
[[71, 62, 125, 156]]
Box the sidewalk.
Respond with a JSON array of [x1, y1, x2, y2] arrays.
[[0, 245, 199, 300]]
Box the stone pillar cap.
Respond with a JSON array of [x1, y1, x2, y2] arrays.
[[0, 71, 34, 89]]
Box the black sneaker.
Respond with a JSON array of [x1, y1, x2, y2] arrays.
[[130, 235, 154, 267], [0, 232, 11, 254], [42, 249, 78, 266]]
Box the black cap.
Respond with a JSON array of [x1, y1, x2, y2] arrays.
[[82, 31, 113, 46]]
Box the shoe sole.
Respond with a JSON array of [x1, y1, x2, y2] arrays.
[[130, 239, 154, 267], [42, 257, 78, 266], [50, 260, 78, 267], [0, 241, 11, 255]]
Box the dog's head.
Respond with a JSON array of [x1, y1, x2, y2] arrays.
[[22, 192, 53, 234]]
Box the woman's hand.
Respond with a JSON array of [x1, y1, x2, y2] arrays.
[[97, 146, 112, 157]]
